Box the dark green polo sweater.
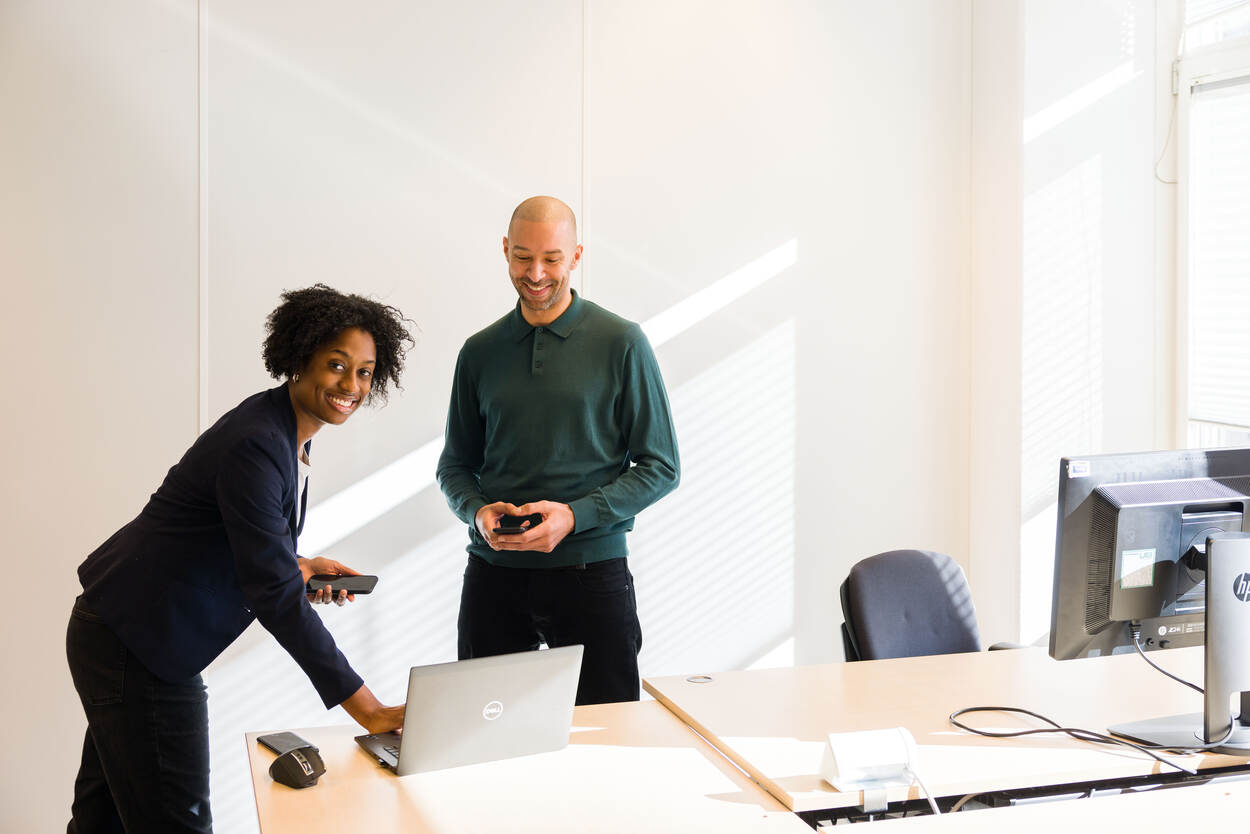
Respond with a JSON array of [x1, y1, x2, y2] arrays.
[[436, 291, 680, 568]]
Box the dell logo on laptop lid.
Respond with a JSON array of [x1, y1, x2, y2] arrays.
[[482, 700, 504, 720]]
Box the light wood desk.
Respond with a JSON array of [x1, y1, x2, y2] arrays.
[[246, 700, 812, 833], [644, 647, 1250, 814], [828, 776, 1250, 832]]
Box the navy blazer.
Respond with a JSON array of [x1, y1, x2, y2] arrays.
[[78, 385, 362, 708]]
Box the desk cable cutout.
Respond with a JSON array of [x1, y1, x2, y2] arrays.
[[820, 726, 942, 816]]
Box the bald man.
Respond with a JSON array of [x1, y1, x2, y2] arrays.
[[436, 196, 681, 705]]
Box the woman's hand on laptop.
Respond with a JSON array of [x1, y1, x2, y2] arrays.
[[372, 705, 405, 735], [341, 684, 406, 735]]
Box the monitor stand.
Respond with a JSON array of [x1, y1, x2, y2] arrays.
[[1111, 533, 1250, 755]]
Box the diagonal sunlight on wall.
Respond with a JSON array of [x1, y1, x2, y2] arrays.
[[198, 6, 515, 197], [1023, 60, 1139, 143], [298, 439, 443, 554], [641, 240, 797, 346], [204, 524, 468, 834], [1019, 155, 1104, 642], [298, 238, 799, 554], [630, 320, 796, 677]]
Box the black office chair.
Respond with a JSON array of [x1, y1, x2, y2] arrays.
[[840, 549, 991, 662]]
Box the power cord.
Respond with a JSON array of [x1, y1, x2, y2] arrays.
[[948, 625, 1242, 794], [842, 630, 1241, 822], [1128, 623, 1202, 694], [947, 706, 1199, 775], [904, 766, 942, 815], [1126, 622, 1237, 751]]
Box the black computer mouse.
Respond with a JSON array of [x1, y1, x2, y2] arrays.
[[268, 745, 326, 789]]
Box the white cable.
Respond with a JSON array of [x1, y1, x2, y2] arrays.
[[906, 767, 941, 816]]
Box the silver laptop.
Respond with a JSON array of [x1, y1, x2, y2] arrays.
[[355, 645, 583, 775]]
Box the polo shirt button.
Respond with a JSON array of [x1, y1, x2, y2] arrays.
[[535, 361, 544, 368], [536, 327, 544, 334]]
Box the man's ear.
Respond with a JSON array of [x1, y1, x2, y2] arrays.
[[570, 243, 583, 270], [502, 235, 510, 262]]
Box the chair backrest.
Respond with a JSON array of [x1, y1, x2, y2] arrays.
[[840, 549, 981, 662]]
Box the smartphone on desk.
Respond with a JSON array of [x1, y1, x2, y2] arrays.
[[257, 731, 316, 756], [305, 574, 378, 595], [492, 513, 543, 535]]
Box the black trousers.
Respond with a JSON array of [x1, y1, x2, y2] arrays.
[[457, 555, 643, 705], [66, 596, 212, 834]]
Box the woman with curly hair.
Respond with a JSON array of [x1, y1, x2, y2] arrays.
[[66, 285, 413, 833]]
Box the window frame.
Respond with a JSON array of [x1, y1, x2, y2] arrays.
[[1175, 35, 1250, 446]]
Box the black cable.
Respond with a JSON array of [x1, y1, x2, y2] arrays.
[[1128, 623, 1203, 694], [1125, 621, 1239, 750], [948, 706, 1196, 773], [949, 620, 1248, 784], [951, 698, 1238, 762]]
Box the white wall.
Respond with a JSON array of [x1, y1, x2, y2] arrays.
[[970, 0, 1025, 648], [2, 1, 1174, 831], [0, 1, 199, 830], [969, 0, 1173, 644]]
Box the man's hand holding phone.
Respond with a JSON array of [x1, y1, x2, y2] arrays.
[[475, 501, 524, 550], [493, 512, 544, 535], [476, 501, 575, 554]]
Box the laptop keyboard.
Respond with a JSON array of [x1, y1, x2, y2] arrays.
[[383, 744, 400, 757]]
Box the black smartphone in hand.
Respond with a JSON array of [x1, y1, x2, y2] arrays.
[[492, 513, 543, 535], [305, 574, 378, 595]]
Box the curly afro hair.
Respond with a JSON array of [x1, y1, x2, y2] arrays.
[[263, 284, 414, 405]]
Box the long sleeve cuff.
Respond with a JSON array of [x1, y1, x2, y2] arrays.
[[568, 494, 602, 533], [464, 497, 489, 528]]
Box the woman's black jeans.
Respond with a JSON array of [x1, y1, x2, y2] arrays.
[[66, 595, 212, 833]]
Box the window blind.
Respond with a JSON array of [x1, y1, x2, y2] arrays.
[[1188, 76, 1250, 429]]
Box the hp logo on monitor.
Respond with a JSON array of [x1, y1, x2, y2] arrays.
[[1235, 574, 1250, 603], [482, 700, 504, 721]]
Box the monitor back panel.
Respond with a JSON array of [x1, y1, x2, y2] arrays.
[[1049, 447, 1250, 659]]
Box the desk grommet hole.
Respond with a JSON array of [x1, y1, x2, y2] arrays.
[[686, 675, 714, 684]]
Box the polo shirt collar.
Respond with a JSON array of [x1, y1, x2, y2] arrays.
[[508, 289, 586, 341]]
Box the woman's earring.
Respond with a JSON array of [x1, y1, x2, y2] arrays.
[[292, 373, 300, 383]]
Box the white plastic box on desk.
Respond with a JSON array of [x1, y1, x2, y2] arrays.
[[819, 726, 918, 790]]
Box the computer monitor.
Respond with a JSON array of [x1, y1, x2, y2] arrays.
[[1049, 446, 1250, 750]]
